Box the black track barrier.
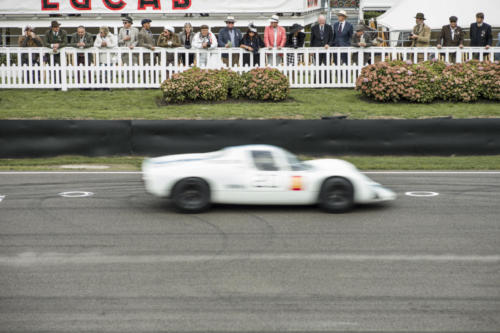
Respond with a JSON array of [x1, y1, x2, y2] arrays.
[[0, 120, 132, 158], [1, 119, 499, 158]]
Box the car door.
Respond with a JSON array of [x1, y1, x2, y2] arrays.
[[243, 149, 289, 204]]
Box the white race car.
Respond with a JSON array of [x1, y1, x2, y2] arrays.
[[142, 145, 396, 213]]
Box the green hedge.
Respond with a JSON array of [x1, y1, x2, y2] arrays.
[[161, 67, 290, 104], [356, 60, 500, 103]]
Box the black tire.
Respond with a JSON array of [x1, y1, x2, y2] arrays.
[[318, 177, 354, 213], [171, 178, 211, 213]]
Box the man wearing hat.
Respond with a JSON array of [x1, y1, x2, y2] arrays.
[[470, 12, 492, 49], [118, 16, 139, 65], [410, 13, 431, 47], [310, 14, 334, 65], [43, 20, 67, 64], [332, 10, 353, 65], [157, 25, 181, 65], [264, 14, 286, 65], [437, 16, 463, 63], [351, 24, 374, 65], [18, 25, 42, 66], [218, 16, 242, 66], [437, 16, 464, 49], [138, 18, 156, 65]]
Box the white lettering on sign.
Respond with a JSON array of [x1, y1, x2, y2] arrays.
[[58, 191, 94, 198]]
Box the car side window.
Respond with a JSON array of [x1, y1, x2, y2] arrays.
[[251, 151, 279, 171]]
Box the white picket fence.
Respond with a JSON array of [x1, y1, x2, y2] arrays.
[[0, 46, 498, 90]]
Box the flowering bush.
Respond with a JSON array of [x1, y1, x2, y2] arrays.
[[356, 60, 500, 103], [242, 68, 290, 101], [161, 67, 289, 104], [438, 62, 481, 102]]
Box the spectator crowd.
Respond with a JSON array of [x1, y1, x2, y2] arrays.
[[16, 11, 500, 68]]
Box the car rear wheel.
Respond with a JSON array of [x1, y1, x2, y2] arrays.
[[171, 178, 211, 213], [318, 177, 354, 213]]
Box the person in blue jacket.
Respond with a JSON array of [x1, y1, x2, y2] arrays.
[[218, 16, 242, 67], [332, 10, 353, 65]]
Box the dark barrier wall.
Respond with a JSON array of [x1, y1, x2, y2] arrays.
[[0, 120, 132, 158], [1, 119, 500, 158]]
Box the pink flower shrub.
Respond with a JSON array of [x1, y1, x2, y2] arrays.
[[356, 60, 500, 103], [161, 67, 288, 104], [242, 68, 290, 101]]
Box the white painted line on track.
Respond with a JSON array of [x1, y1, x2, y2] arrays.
[[405, 191, 440, 197], [1, 252, 499, 265], [58, 191, 94, 198]]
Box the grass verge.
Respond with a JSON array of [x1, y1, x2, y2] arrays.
[[1, 155, 499, 171], [1, 89, 499, 120]]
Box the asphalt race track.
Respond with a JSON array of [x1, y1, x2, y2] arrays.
[[0, 172, 499, 332]]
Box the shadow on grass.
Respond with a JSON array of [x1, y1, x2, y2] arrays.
[[155, 96, 297, 107]]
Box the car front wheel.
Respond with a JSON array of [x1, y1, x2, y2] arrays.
[[171, 178, 211, 213], [318, 177, 354, 213]]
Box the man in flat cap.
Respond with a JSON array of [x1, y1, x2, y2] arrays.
[[351, 24, 374, 65], [218, 16, 242, 67], [470, 12, 492, 49], [437, 16, 464, 48], [437, 16, 463, 63], [138, 18, 156, 65], [118, 16, 139, 65], [43, 20, 67, 64]]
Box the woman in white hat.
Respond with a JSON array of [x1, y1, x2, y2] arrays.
[[157, 25, 181, 65], [264, 14, 286, 65]]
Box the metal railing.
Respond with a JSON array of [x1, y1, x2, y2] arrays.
[[0, 46, 498, 90]]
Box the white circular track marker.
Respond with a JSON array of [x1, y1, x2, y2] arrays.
[[58, 191, 94, 198], [405, 191, 439, 197]]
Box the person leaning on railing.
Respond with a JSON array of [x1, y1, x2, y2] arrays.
[[437, 16, 464, 63], [192, 24, 217, 67], [351, 24, 373, 65], [138, 18, 156, 65], [264, 15, 286, 66], [18, 25, 42, 65], [157, 25, 181, 65], [310, 14, 334, 66], [470, 12, 492, 60], [94, 26, 118, 65], [240, 22, 264, 67], [43, 20, 67, 65], [218, 16, 242, 67], [69, 25, 93, 66], [118, 16, 139, 65], [285, 24, 305, 66], [179, 22, 194, 66]]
